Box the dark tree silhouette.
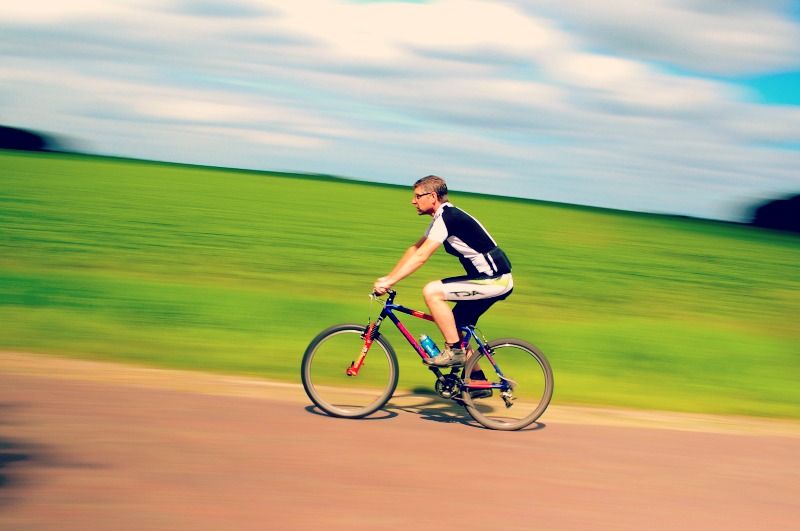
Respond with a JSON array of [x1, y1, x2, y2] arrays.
[[0, 125, 50, 151], [750, 194, 800, 234]]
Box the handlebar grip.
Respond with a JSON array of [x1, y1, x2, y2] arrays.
[[371, 289, 396, 297]]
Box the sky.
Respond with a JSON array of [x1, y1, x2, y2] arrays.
[[2, 0, 799, 221]]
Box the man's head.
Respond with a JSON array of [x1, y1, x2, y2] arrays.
[[412, 175, 448, 216]]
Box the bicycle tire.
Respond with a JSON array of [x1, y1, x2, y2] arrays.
[[461, 338, 554, 431], [301, 323, 399, 419]]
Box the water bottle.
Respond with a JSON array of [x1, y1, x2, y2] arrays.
[[420, 334, 441, 357]]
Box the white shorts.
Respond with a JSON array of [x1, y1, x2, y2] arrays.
[[441, 273, 514, 301], [439, 273, 514, 327]]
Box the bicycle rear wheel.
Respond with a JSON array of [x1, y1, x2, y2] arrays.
[[462, 338, 553, 431], [301, 323, 399, 419]]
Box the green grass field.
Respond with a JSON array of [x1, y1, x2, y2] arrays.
[[2, 150, 798, 418]]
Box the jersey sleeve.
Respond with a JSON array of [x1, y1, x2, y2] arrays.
[[423, 213, 448, 243]]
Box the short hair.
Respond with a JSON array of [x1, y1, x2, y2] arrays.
[[414, 175, 448, 201]]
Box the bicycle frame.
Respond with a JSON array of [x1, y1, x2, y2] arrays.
[[347, 290, 501, 389]]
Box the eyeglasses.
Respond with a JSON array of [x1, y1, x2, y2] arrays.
[[414, 192, 433, 199]]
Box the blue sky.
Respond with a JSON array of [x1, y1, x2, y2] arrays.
[[2, 0, 799, 221], [746, 72, 800, 105]]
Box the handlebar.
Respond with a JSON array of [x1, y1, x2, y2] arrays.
[[371, 289, 397, 300]]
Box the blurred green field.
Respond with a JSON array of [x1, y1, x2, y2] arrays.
[[2, 150, 798, 418]]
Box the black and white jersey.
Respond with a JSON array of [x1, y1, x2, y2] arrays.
[[424, 203, 512, 277]]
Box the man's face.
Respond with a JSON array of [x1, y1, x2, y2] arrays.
[[412, 187, 436, 216]]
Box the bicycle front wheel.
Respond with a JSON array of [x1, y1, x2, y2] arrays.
[[301, 323, 399, 419], [462, 338, 554, 431]]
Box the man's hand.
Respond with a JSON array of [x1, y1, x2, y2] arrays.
[[373, 276, 393, 295]]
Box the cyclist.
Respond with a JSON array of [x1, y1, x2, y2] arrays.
[[373, 175, 513, 369]]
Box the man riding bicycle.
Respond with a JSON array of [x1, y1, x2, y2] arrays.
[[373, 175, 513, 368]]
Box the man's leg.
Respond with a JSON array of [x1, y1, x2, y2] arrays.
[[422, 280, 460, 345], [420, 280, 467, 367], [421, 275, 512, 368], [422, 289, 490, 394], [452, 299, 494, 376]]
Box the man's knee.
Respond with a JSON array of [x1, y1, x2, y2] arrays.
[[422, 281, 444, 302]]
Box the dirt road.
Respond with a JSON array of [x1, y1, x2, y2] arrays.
[[1, 352, 798, 530]]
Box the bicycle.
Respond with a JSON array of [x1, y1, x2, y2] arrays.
[[301, 289, 553, 431]]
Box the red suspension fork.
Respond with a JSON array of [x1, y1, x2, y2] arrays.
[[347, 322, 377, 376]]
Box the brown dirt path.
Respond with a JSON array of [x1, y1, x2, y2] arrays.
[[1, 351, 798, 530]]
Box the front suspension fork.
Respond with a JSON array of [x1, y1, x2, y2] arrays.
[[346, 321, 380, 376]]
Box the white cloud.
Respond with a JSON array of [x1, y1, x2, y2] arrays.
[[522, 0, 800, 75], [270, 0, 563, 64], [0, 0, 122, 20]]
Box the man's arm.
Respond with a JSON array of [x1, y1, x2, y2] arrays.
[[374, 237, 440, 294], [383, 237, 427, 278]]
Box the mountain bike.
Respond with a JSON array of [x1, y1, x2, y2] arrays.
[[300, 289, 553, 431]]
